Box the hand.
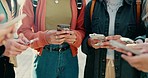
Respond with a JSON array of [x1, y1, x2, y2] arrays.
[[45, 30, 68, 45], [100, 35, 122, 49], [64, 31, 77, 44], [122, 53, 148, 72], [127, 43, 148, 53], [2, 38, 29, 57], [114, 43, 148, 54], [0, 14, 15, 44], [88, 37, 103, 49], [135, 39, 144, 44], [18, 33, 30, 45]]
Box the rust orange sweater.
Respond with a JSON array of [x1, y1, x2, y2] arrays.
[[17, 0, 86, 56]]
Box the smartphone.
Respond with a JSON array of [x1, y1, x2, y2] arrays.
[[57, 24, 70, 31], [109, 40, 141, 55], [25, 38, 39, 45], [89, 33, 105, 46], [0, 14, 26, 29], [89, 33, 105, 41]]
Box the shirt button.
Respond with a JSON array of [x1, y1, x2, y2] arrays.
[[102, 59, 105, 62], [105, 32, 107, 34], [102, 73, 105, 76], [115, 54, 119, 57], [115, 67, 118, 70]]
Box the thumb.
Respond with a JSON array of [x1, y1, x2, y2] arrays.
[[121, 54, 132, 62]]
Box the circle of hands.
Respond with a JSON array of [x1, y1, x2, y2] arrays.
[[45, 30, 76, 45], [88, 34, 148, 72]]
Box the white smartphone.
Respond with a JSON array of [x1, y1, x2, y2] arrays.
[[0, 14, 26, 29], [89, 33, 105, 41], [25, 38, 39, 45], [89, 33, 105, 46], [109, 40, 141, 55]]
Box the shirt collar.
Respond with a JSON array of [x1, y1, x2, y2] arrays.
[[99, 0, 133, 5]]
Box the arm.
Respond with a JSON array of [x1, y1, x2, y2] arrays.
[[71, 0, 86, 48], [81, 1, 95, 55], [17, 0, 49, 49]]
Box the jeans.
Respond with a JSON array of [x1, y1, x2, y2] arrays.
[[33, 44, 78, 78]]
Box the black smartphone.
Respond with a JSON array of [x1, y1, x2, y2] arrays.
[[57, 24, 70, 31]]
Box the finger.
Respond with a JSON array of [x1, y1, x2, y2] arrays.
[[66, 31, 74, 35], [52, 38, 65, 44], [126, 44, 143, 49], [114, 35, 122, 39], [121, 54, 133, 63], [56, 31, 67, 35], [20, 36, 29, 44], [91, 39, 101, 44], [8, 50, 22, 56], [65, 39, 76, 44], [100, 45, 114, 49], [0, 14, 5, 22], [92, 45, 101, 49], [16, 39, 26, 45], [57, 34, 68, 39], [11, 44, 26, 52], [101, 41, 110, 46], [66, 35, 77, 40], [127, 52, 133, 56], [13, 42, 28, 51]]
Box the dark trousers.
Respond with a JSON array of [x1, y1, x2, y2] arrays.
[[0, 57, 15, 78]]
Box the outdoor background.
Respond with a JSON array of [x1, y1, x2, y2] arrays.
[[14, 0, 91, 78]]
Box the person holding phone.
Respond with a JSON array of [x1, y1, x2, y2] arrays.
[[0, 0, 29, 78], [17, 0, 86, 78], [82, 0, 146, 78], [111, 41, 148, 77], [111, 0, 148, 77]]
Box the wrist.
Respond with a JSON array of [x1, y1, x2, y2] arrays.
[[88, 38, 92, 47], [45, 31, 51, 44]]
